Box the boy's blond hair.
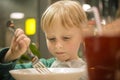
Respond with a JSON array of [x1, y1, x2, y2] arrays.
[[41, 0, 88, 31]]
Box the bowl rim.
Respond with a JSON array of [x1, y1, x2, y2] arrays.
[[9, 68, 84, 75]]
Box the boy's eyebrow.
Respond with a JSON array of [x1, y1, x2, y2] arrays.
[[63, 35, 72, 37], [46, 35, 55, 38]]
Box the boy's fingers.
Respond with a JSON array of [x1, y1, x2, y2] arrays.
[[14, 28, 24, 37]]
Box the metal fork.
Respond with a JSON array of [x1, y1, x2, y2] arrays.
[[6, 20, 51, 73], [27, 49, 51, 73]]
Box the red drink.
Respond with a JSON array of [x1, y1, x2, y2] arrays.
[[84, 36, 120, 80]]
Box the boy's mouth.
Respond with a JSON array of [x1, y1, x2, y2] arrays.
[[56, 52, 65, 55]]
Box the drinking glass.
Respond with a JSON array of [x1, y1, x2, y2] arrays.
[[83, 25, 120, 80]]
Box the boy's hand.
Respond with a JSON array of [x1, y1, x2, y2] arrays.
[[4, 28, 31, 62]]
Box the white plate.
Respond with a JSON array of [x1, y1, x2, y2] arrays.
[[9, 68, 84, 80]]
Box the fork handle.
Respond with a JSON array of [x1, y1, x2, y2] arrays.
[[27, 48, 37, 59]]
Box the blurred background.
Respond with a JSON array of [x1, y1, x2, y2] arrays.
[[0, 0, 120, 59]]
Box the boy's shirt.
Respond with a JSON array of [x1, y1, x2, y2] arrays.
[[51, 58, 86, 68]]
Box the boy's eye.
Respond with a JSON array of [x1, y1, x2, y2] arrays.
[[63, 37, 71, 40], [48, 38, 56, 41]]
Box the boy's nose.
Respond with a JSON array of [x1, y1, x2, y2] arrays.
[[55, 42, 63, 49]]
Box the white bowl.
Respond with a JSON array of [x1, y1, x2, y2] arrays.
[[9, 68, 84, 80]]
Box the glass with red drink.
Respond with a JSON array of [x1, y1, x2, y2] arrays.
[[83, 20, 120, 80], [84, 35, 120, 80]]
